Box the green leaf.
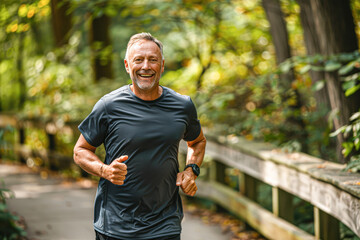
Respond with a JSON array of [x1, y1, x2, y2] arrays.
[[280, 62, 291, 73], [345, 84, 360, 97], [342, 142, 354, 157], [342, 80, 355, 91], [329, 126, 346, 137], [350, 112, 360, 121], [310, 65, 324, 71], [312, 80, 325, 92], [354, 138, 360, 150], [339, 63, 354, 75], [299, 64, 311, 74], [324, 61, 342, 72], [344, 156, 360, 172]]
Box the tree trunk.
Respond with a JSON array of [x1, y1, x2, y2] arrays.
[[30, 22, 46, 54], [17, 32, 26, 110], [262, 0, 294, 89], [309, 0, 360, 162], [262, 0, 307, 151], [89, 14, 114, 82], [297, 0, 334, 159], [50, 0, 72, 48], [297, 0, 330, 112]]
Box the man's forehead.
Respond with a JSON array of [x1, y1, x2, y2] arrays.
[[129, 40, 161, 53]]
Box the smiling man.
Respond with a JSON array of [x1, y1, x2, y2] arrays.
[[73, 33, 206, 240]]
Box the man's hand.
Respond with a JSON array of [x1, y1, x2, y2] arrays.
[[102, 155, 128, 185], [176, 168, 198, 196]]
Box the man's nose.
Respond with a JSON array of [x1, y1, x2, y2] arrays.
[[142, 60, 151, 70]]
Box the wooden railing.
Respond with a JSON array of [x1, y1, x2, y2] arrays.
[[179, 134, 360, 240], [1, 114, 359, 240], [0, 114, 78, 172]]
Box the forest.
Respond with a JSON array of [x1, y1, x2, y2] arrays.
[[1, 0, 360, 239], [1, 0, 360, 168]]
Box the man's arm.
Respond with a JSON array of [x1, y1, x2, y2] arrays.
[[176, 129, 206, 196], [73, 134, 128, 185]]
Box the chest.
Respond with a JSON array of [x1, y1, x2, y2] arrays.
[[106, 102, 188, 146]]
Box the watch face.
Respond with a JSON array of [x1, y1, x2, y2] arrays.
[[192, 164, 200, 176], [185, 164, 200, 176]]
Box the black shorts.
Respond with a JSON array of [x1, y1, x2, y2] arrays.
[[95, 230, 181, 240]]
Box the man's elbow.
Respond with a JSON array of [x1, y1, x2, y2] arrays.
[[202, 136, 207, 144], [73, 147, 82, 166], [200, 136, 206, 149], [188, 135, 206, 148]]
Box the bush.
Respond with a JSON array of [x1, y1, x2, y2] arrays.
[[0, 182, 27, 240]]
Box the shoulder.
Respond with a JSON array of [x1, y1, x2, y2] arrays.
[[91, 85, 131, 114], [102, 85, 130, 102], [162, 87, 197, 115], [97, 85, 132, 109], [163, 86, 191, 103]]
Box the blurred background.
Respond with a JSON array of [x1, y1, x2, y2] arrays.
[[1, 0, 360, 239], [1, 0, 360, 164]]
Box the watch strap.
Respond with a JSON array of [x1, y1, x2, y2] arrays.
[[184, 163, 200, 176]]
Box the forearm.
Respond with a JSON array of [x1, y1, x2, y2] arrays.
[[177, 132, 206, 196], [186, 135, 206, 168], [73, 148, 104, 177], [74, 134, 127, 185]]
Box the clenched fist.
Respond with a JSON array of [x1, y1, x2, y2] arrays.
[[176, 168, 198, 196], [102, 155, 128, 185]]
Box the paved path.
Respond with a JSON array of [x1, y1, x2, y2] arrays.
[[1, 163, 231, 240]]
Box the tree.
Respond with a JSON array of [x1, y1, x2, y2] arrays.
[[298, 0, 360, 162], [296, 0, 333, 158], [50, 0, 72, 48], [89, 11, 114, 82], [261, 0, 307, 150]]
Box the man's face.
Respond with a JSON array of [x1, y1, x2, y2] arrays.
[[124, 40, 164, 91]]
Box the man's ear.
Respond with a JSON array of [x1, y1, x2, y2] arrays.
[[124, 59, 130, 73], [161, 59, 165, 74]]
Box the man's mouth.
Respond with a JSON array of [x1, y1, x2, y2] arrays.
[[138, 73, 154, 78], [139, 74, 153, 78]]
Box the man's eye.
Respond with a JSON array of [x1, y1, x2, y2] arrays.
[[135, 59, 142, 62]]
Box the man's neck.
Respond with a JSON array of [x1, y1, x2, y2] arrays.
[[130, 85, 163, 101]]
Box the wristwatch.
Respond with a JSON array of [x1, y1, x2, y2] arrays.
[[184, 164, 200, 177]]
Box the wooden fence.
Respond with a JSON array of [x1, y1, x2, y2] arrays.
[[179, 134, 360, 240], [1, 114, 359, 240]]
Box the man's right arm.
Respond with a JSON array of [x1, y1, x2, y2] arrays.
[[73, 134, 128, 185]]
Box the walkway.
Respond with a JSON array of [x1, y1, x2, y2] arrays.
[[0, 163, 232, 240]]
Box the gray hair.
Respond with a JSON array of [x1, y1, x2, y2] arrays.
[[125, 32, 164, 60]]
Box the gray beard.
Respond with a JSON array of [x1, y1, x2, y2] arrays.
[[134, 76, 160, 91]]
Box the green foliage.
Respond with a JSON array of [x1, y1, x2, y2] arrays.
[[341, 222, 360, 240], [0, 182, 27, 240], [0, 0, 359, 167], [0, 126, 16, 160], [280, 50, 360, 168]]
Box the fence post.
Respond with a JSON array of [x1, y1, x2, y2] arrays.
[[209, 160, 227, 211], [46, 122, 58, 170], [18, 124, 26, 163], [314, 207, 339, 240], [209, 160, 226, 184], [272, 187, 293, 222], [240, 173, 258, 201]]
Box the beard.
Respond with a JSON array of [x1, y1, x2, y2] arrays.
[[132, 71, 161, 91], [134, 78, 158, 91]]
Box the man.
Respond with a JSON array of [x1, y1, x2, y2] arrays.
[[73, 32, 206, 240]]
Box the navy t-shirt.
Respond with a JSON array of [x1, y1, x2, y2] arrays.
[[78, 85, 201, 239]]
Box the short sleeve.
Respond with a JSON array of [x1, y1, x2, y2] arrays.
[[78, 98, 108, 147], [183, 98, 201, 141]]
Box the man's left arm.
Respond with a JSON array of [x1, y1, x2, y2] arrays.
[[176, 129, 206, 196]]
